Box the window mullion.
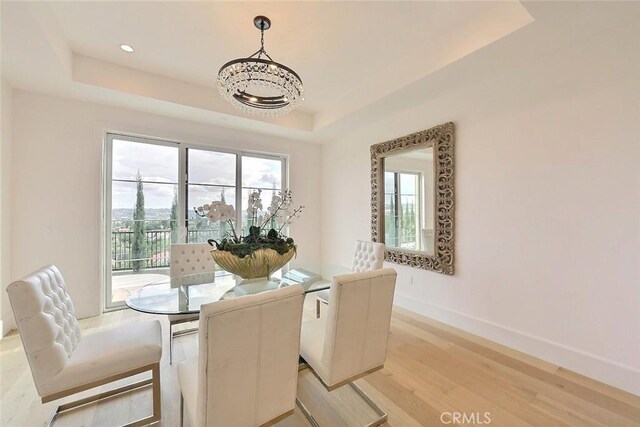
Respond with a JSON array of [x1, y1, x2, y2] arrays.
[[179, 145, 188, 242], [395, 172, 401, 246], [235, 153, 242, 235]]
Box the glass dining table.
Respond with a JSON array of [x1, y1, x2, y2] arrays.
[[125, 270, 331, 315]]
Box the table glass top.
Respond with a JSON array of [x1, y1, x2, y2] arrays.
[[125, 271, 331, 315]]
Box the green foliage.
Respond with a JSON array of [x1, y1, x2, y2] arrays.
[[401, 201, 417, 244], [385, 194, 397, 246], [131, 171, 147, 272], [198, 188, 302, 259], [170, 190, 178, 231], [208, 226, 295, 258], [169, 190, 179, 244]]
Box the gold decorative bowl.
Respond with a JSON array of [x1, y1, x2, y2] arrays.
[[210, 248, 295, 279]]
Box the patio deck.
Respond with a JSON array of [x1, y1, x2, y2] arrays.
[[111, 273, 169, 303]]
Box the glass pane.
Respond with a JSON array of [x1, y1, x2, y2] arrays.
[[242, 156, 282, 189], [400, 173, 417, 195], [399, 195, 418, 249], [187, 185, 237, 243], [385, 212, 398, 247], [112, 181, 178, 211], [111, 181, 178, 264], [240, 188, 283, 235], [112, 139, 178, 183], [188, 149, 236, 186], [187, 185, 236, 216], [187, 217, 233, 244], [111, 180, 178, 304], [400, 195, 416, 209], [384, 172, 395, 194]]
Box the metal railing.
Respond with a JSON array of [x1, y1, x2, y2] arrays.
[[111, 228, 220, 271]]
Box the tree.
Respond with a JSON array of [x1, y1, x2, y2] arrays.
[[401, 203, 411, 244], [270, 182, 277, 230], [170, 189, 178, 243], [131, 171, 147, 272], [402, 203, 416, 243], [385, 194, 396, 246], [170, 190, 179, 229]]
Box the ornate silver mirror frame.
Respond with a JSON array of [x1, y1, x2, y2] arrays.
[[371, 122, 455, 274]]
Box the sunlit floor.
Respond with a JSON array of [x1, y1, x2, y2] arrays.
[[2, 296, 639, 426]]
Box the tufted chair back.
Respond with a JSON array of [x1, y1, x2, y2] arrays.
[[6, 265, 82, 396], [170, 243, 217, 283], [351, 240, 385, 273]]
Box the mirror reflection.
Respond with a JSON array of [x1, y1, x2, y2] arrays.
[[383, 146, 434, 255]]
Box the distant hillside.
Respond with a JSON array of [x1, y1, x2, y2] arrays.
[[112, 208, 172, 221], [112, 208, 199, 221]]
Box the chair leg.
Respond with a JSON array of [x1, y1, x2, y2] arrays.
[[47, 410, 60, 427], [349, 381, 388, 427], [297, 362, 387, 427], [46, 363, 161, 426], [169, 322, 173, 365], [296, 397, 320, 427], [170, 320, 199, 365], [151, 362, 162, 425], [180, 392, 184, 427]]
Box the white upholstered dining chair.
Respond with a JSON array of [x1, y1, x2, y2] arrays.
[[168, 242, 217, 364], [177, 284, 305, 427], [300, 268, 397, 427], [6, 265, 162, 426], [316, 240, 385, 318]]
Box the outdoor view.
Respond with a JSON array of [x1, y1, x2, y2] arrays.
[[109, 137, 284, 306], [384, 171, 421, 249]]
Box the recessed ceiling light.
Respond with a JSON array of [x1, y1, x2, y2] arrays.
[[120, 44, 134, 53]]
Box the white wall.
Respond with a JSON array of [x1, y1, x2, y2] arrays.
[[0, 79, 12, 336], [8, 91, 322, 327], [321, 14, 640, 393]]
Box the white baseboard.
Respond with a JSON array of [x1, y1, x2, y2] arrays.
[[394, 292, 640, 396], [1, 314, 16, 337]]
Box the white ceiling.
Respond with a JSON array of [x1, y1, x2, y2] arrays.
[[3, 2, 637, 144], [50, 1, 526, 114], [1, 1, 535, 141]]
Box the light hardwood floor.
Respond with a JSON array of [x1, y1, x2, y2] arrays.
[[1, 296, 639, 426]]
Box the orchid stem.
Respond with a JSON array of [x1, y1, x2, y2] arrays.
[[228, 219, 239, 241], [259, 197, 288, 233], [277, 206, 304, 232]]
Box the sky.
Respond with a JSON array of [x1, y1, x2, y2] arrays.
[[111, 139, 283, 210]]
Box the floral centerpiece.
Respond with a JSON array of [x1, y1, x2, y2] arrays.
[[195, 189, 304, 279]]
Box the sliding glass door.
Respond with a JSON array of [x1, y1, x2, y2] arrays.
[[107, 136, 179, 308], [104, 133, 286, 310]]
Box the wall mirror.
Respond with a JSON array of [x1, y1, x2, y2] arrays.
[[371, 122, 455, 275]]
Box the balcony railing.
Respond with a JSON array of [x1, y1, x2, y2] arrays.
[[111, 228, 221, 271]]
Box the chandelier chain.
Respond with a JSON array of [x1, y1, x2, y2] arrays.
[[256, 21, 274, 61], [260, 21, 265, 54]]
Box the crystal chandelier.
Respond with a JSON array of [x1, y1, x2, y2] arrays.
[[217, 16, 304, 117]]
